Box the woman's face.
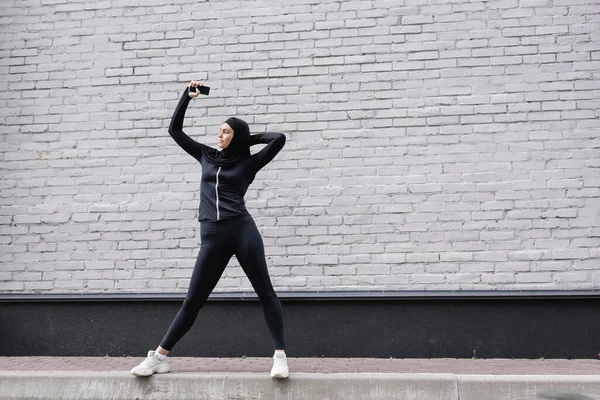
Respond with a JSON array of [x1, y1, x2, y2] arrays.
[[218, 123, 234, 149]]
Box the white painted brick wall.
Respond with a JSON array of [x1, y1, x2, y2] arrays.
[[1, 0, 599, 293]]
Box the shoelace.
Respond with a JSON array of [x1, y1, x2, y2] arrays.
[[145, 356, 162, 365], [273, 357, 286, 367]]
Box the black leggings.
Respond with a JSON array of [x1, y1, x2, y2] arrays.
[[159, 215, 285, 351]]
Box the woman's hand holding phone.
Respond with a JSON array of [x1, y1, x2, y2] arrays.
[[188, 80, 210, 98]]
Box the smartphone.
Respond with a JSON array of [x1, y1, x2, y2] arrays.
[[189, 85, 210, 95]]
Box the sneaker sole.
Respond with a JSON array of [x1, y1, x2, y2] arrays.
[[131, 370, 152, 377], [131, 367, 170, 377]]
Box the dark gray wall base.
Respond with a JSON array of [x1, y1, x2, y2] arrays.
[[2, 291, 599, 359]]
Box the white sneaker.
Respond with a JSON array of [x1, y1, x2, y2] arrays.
[[130, 350, 170, 377], [270, 352, 289, 379]]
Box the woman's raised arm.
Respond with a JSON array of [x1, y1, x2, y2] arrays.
[[168, 85, 207, 162]]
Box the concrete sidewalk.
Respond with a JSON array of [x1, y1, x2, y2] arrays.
[[0, 357, 599, 399]]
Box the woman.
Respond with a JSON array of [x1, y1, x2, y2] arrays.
[[130, 80, 288, 379]]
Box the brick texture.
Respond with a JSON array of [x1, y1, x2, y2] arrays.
[[1, 0, 599, 293]]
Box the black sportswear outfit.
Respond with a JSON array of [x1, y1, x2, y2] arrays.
[[159, 88, 286, 351]]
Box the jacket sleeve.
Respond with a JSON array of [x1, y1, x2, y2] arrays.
[[167, 89, 207, 162], [250, 132, 286, 172]]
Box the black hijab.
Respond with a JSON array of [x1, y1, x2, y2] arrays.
[[202, 117, 251, 166]]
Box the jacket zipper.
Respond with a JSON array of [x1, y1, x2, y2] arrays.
[[215, 166, 221, 220]]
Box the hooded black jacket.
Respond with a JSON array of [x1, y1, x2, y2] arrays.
[[168, 89, 286, 222]]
